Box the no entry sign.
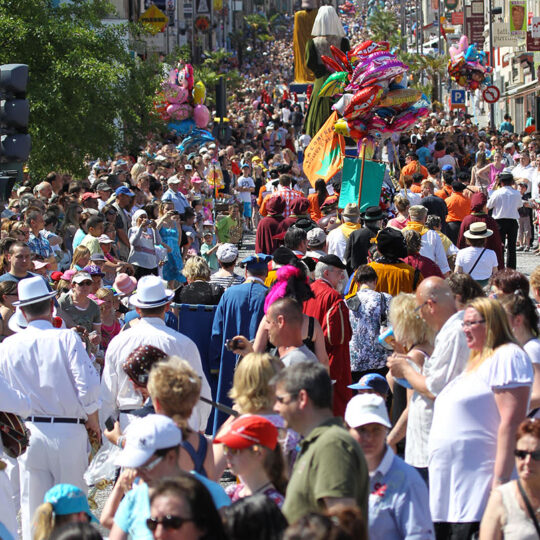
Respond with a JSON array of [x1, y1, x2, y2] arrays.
[[483, 85, 501, 103]]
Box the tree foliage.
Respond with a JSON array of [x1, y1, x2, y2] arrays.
[[367, 9, 402, 49], [0, 0, 164, 178]]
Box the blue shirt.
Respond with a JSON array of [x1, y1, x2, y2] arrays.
[[28, 232, 53, 259], [500, 121, 514, 133], [369, 446, 434, 540], [162, 188, 190, 214], [415, 146, 431, 166], [114, 472, 230, 537]]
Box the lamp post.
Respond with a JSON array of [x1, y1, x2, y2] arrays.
[[488, 0, 495, 130], [438, 0, 442, 102]]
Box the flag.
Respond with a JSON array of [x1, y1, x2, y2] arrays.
[[303, 111, 345, 187], [338, 157, 385, 211]]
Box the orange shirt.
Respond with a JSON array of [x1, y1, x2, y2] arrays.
[[400, 160, 428, 181], [410, 183, 422, 193], [308, 192, 322, 221], [435, 186, 453, 200], [445, 192, 471, 223]]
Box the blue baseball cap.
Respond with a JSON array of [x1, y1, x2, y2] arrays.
[[441, 164, 453, 171], [348, 373, 390, 395], [115, 186, 134, 197], [44, 484, 98, 522]]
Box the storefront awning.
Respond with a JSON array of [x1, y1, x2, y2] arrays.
[[503, 79, 539, 99]]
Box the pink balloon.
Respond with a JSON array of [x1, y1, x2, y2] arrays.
[[193, 104, 210, 128]]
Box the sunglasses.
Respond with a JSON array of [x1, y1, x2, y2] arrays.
[[514, 449, 540, 461], [146, 515, 193, 532], [75, 281, 92, 287]]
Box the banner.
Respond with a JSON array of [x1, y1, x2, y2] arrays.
[[338, 158, 385, 211], [303, 111, 345, 187], [510, 0, 527, 36]]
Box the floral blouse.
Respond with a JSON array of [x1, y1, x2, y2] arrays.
[[348, 288, 392, 373]]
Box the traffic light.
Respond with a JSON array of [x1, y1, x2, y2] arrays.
[[0, 64, 31, 163]]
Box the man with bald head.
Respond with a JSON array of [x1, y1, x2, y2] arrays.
[[386, 277, 469, 481]]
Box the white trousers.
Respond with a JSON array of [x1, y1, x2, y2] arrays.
[[0, 469, 17, 539], [19, 422, 88, 540]]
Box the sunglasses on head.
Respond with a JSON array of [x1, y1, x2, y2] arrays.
[[146, 515, 192, 532], [514, 449, 540, 461]]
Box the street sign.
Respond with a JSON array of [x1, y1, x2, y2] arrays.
[[532, 16, 540, 38], [196, 0, 210, 14], [139, 5, 169, 34], [465, 0, 485, 47], [450, 89, 466, 109], [483, 86, 501, 103], [492, 22, 517, 47]]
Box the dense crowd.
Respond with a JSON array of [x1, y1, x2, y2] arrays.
[[2, 2, 540, 540]]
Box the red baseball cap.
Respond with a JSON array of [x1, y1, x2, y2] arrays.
[[81, 192, 100, 201], [214, 415, 278, 450]]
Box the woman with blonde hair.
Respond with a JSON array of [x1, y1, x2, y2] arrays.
[[214, 353, 300, 478], [387, 195, 410, 231], [176, 255, 224, 305], [428, 297, 533, 538], [33, 484, 97, 540], [148, 356, 216, 479], [386, 293, 435, 474]]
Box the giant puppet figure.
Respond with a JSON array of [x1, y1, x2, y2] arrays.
[[293, 0, 318, 83]]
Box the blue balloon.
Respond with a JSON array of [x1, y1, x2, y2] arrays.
[[168, 118, 195, 135]]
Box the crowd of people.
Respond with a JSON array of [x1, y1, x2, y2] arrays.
[[2, 1, 540, 540]]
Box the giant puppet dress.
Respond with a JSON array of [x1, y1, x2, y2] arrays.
[[304, 35, 350, 137]]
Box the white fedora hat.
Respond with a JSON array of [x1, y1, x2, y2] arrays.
[[129, 275, 174, 309], [13, 276, 57, 307]]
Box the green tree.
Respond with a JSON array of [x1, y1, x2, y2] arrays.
[[399, 51, 448, 103], [367, 9, 402, 49], [244, 14, 272, 49], [0, 0, 164, 179], [194, 49, 242, 107]]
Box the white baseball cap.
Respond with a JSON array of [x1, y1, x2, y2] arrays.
[[115, 414, 182, 468], [344, 394, 391, 429]]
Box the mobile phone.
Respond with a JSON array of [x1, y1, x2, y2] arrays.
[[105, 415, 116, 431]]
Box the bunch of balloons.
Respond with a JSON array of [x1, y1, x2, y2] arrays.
[[156, 62, 211, 135], [448, 35, 492, 92], [318, 40, 430, 154]]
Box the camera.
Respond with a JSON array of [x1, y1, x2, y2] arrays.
[[225, 338, 241, 351]]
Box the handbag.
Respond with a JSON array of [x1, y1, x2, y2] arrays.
[[467, 247, 487, 277], [517, 478, 540, 537], [0, 411, 30, 458]]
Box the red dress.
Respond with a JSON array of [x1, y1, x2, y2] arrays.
[[303, 279, 353, 418]]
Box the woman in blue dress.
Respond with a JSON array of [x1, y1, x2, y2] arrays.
[[158, 201, 186, 286]]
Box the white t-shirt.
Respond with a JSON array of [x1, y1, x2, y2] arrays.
[[524, 338, 540, 364], [298, 134, 311, 150], [429, 343, 533, 522], [455, 246, 498, 281], [236, 176, 255, 203]]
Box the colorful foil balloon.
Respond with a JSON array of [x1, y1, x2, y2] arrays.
[[310, 39, 432, 152]]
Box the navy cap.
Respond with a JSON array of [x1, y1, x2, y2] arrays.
[[115, 186, 134, 197], [348, 373, 390, 395], [241, 254, 273, 270]]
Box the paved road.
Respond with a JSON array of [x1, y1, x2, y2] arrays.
[[515, 249, 540, 277]]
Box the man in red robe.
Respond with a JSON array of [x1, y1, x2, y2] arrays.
[[255, 196, 286, 255], [303, 254, 352, 417]]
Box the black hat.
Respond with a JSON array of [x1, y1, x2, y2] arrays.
[[272, 246, 296, 266], [376, 228, 407, 260], [293, 218, 316, 232], [451, 181, 466, 192], [318, 254, 346, 269], [361, 206, 386, 221]]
